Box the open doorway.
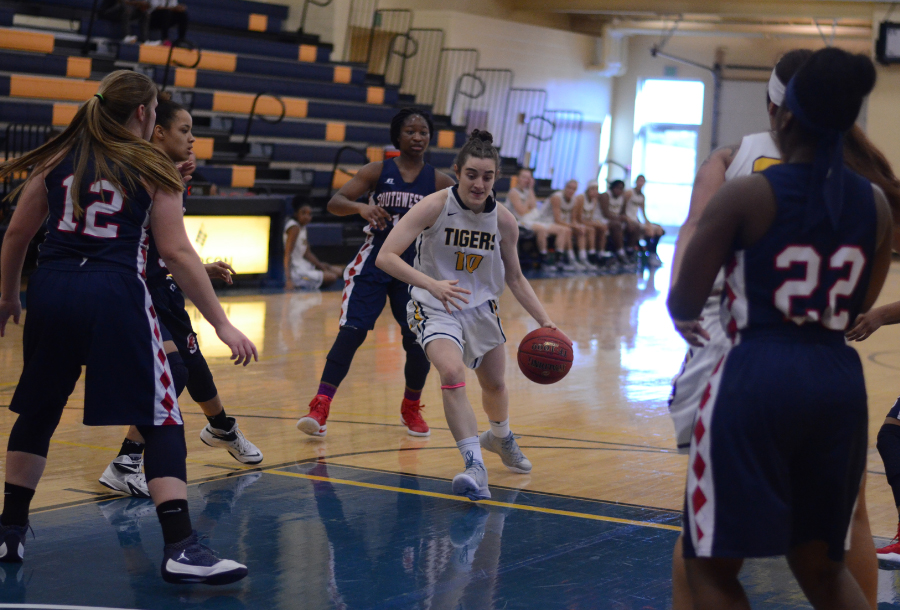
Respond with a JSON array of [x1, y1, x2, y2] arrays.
[[630, 79, 704, 227]]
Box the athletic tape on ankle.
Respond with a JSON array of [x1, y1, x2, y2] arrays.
[[441, 382, 465, 390]]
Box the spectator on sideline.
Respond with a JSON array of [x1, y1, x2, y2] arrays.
[[625, 175, 665, 267], [284, 203, 344, 291], [505, 168, 576, 270]]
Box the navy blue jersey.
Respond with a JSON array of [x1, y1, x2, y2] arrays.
[[41, 152, 154, 274], [722, 164, 877, 337], [145, 191, 187, 286], [366, 158, 436, 243]]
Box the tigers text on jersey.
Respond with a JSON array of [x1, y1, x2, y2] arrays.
[[41, 151, 154, 275], [366, 157, 437, 242], [410, 186, 505, 311], [722, 164, 877, 338]]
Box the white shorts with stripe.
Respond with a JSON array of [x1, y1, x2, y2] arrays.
[[668, 295, 731, 452], [407, 299, 506, 369]]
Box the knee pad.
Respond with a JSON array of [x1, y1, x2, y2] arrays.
[[878, 423, 900, 507], [184, 353, 218, 404], [7, 407, 64, 458], [166, 350, 188, 398], [326, 326, 368, 368], [137, 424, 187, 482]]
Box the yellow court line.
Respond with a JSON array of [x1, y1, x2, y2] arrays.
[[267, 470, 682, 532]]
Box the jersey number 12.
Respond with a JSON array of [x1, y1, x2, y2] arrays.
[[57, 176, 124, 238]]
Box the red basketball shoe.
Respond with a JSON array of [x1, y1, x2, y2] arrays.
[[877, 523, 900, 564], [400, 399, 430, 437], [297, 395, 330, 437]]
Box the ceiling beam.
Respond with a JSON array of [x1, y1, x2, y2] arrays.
[[575, 18, 872, 39], [515, 0, 881, 20]]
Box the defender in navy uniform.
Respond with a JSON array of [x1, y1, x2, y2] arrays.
[[297, 109, 456, 438], [100, 98, 263, 499], [668, 49, 892, 608], [0, 71, 257, 584]]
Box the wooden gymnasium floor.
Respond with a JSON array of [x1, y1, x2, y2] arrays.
[[2, 242, 900, 608]]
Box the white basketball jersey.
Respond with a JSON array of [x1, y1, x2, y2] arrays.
[[582, 193, 598, 220], [552, 190, 576, 223], [606, 191, 625, 216], [706, 131, 781, 309], [410, 187, 506, 310], [625, 191, 643, 221], [284, 219, 309, 270]]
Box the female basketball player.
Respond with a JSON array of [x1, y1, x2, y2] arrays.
[[505, 167, 576, 270], [668, 48, 891, 609], [548, 180, 595, 269], [375, 130, 558, 500], [296, 109, 456, 438], [100, 97, 263, 499], [0, 71, 256, 584], [668, 48, 900, 610], [572, 181, 610, 266], [597, 180, 630, 261], [624, 175, 664, 267]]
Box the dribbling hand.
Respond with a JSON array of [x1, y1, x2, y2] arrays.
[[0, 297, 21, 338], [359, 204, 391, 231], [427, 279, 471, 314], [215, 324, 259, 366], [673, 318, 710, 347], [205, 261, 235, 284]]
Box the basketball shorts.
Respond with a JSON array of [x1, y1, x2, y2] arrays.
[[668, 298, 731, 453], [289, 260, 325, 291], [682, 328, 867, 562], [9, 265, 182, 427], [339, 236, 415, 338], [148, 276, 201, 361], [407, 299, 506, 369]]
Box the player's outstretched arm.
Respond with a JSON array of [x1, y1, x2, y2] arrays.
[[671, 143, 739, 283], [497, 206, 555, 329], [375, 191, 471, 314], [326, 161, 391, 230], [0, 173, 49, 336], [151, 186, 257, 365]]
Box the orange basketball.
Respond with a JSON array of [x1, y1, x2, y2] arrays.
[[517, 328, 573, 384]]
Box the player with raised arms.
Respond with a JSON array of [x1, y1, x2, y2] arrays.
[[297, 108, 456, 438], [375, 130, 557, 500], [668, 47, 891, 609], [99, 95, 263, 499], [0, 70, 257, 584]]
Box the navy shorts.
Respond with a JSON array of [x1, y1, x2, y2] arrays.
[[148, 276, 201, 360], [9, 265, 182, 427], [338, 237, 416, 338], [682, 329, 867, 562]]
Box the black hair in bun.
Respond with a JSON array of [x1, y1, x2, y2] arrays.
[[455, 129, 500, 171]]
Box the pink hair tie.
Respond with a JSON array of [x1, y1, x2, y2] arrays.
[[440, 382, 465, 390]]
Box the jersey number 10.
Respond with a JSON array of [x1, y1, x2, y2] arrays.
[[454, 251, 483, 273], [57, 176, 124, 238], [773, 245, 865, 330]]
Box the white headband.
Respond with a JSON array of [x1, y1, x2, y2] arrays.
[[767, 68, 786, 107]]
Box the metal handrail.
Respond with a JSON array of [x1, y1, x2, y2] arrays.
[[328, 146, 368, 199], [364, 9, 411, 72], [159, 39, 202, 92], [298, 0, 332, 35], [448, 72, 486, 120], [520, 115, 555, 161], [80, 0, 100, 55], [241, 92, 287, 155]]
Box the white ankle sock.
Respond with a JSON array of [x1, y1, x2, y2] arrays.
[[539, 249, 548, 255], [588, 249, 596, 255], [490, 418, 511, 439], [457, 437, 483, 464]]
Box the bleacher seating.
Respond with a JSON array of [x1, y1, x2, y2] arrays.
[[0, 0, 469, 266]]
